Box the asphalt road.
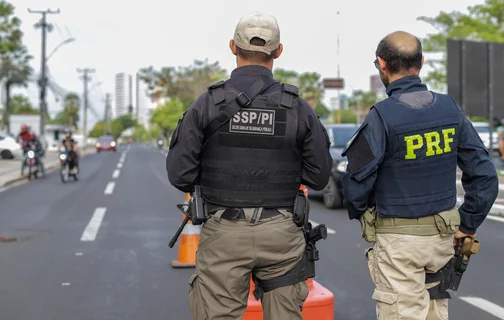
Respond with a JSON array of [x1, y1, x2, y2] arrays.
[[0, 144, 503, 320]]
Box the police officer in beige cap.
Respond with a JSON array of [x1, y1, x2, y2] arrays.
[[166, 12, 332, 320]]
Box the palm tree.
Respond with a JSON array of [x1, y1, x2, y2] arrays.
[[63, 92, 80, 127], [0, 47, 33, 133]]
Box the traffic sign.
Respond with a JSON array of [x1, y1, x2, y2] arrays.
[[323, 78, 345, 89]]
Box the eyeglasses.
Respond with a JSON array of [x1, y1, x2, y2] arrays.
[[373, 58, 379, 69]]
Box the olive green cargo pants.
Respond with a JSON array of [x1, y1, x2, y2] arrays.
[[188, 210, 309, 320]]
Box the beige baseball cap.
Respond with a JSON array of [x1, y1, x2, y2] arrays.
[[233, 12, 280, 55]]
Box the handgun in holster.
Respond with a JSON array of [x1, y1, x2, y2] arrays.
[[304, 222, 328, 278], [168, 185, 208, 248], [425, 237, 480, 299]]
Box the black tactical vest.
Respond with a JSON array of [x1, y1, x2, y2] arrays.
[[373, 92, 462, 218], [200, 81, 302, 208]]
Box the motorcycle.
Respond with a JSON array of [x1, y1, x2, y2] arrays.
[[157, 139, 164, 149], [25, 149, 42, 180], [59, 151, 78, 183]]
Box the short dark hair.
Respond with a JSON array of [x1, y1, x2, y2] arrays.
[[236, 37, 277, 63], [375, 37, 422, 74]]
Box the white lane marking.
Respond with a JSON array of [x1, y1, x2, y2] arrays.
[[117, 162, 123, 169], [459, 297, 504, 319], [75, 252, 83, 256], [104, 182, 115, 195], [456, 197, 504, 223], [112, 169, 120, 179], [309, 220, 336, 234], [487, 215, 504, 223], [80, 207, 107, 241], [61, 283, 71, 286]]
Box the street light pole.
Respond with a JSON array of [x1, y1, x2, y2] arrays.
[[28, 8, 60, 145], [46, 37, 75, 63]]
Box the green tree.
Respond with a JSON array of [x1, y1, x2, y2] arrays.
[[335, 109, 358, 123], [133, 125, 148, 142], [63, 93, 80, 127], [297, 72, 324, 108], [272, 68, 325, 108], [417, 0, 504, 90], [0, 1, 33, 132], [150, 99, 186, 138], [273, 68, 298, 85], [314, 102, 330, 118], [140, 59, 228, 110], [347, 90, 380, 109], [89, 121, 105, 138], [10, 95, 38, 114], [115, 114, 137, 129]]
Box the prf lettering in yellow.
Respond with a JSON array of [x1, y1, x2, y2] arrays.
[[404, 128, 455, 159]]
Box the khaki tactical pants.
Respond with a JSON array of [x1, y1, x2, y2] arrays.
[[188, 210, 308, 320], [366, 233, 455, 320]]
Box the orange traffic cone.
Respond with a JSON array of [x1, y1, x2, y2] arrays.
[[243, 184, 334, 319], [243, 277, 334, 320], [171, 193, 202, 268]]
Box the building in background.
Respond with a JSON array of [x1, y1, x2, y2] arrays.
[[134, 72, 152, 129], [114, 73, 133, 119], [370, 74, 387, 99]]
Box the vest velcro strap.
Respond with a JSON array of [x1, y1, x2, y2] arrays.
[[210, 87, 226, 105], [281, 83, 299, 108], [375, 214, 440, 236], [208, 80, 226, 104]]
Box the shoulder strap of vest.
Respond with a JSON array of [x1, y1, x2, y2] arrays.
[[207, 80, 226, 105], [202, 78, 267, 143], [281, 83, 299, 108]]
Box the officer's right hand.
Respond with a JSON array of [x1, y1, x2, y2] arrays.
[[454, 230, 476, 246]]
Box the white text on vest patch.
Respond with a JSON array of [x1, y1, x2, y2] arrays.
[[229, 109, 276, 135]]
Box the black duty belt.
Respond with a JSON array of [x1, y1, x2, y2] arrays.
[[221, 208, 282, 221]]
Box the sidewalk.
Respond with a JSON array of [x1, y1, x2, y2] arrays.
[[0, 148, 94, 188]]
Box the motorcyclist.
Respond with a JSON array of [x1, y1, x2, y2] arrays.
[[17, 124, 31, 143], [58, 128, 80, 174], [157, 136, 164, 149], [21, 132, 46, 176]]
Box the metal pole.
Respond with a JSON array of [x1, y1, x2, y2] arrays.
[[488, 43, 495, 152], [77, 68, 95, 148], [28, 8, 60, 145]]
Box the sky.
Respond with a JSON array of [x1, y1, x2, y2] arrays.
[[9, 0, 482, 130]]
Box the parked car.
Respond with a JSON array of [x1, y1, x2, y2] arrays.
[[0, 131, 23, 159], [308, 123, 360, 209], [471, 122, 498, 152], [96, 135, 117, 153]]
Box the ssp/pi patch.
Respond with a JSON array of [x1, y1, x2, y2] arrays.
[[229, 108, 275, 135]]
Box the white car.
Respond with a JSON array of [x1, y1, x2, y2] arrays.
[[0, 131, 23, 159], [471, 122, 499, 151]]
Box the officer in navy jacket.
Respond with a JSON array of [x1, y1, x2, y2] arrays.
[[341, 31, 498, 320]]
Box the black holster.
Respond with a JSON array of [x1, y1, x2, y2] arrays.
[[251, 222, 327, 300], [293, 190, 309, 227], [425, 259, 453, 300]]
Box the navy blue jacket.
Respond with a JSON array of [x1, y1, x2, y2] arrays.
[[341, 75, 498, 234]]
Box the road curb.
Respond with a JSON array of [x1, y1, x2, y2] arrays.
[[0, 150, 94, 189]]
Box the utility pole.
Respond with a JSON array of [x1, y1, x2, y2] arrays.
[[28, 8, 60, 144], [77, 68, 95, 148], [104, 93, 112, 135], [336, 11, 341, 124]]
